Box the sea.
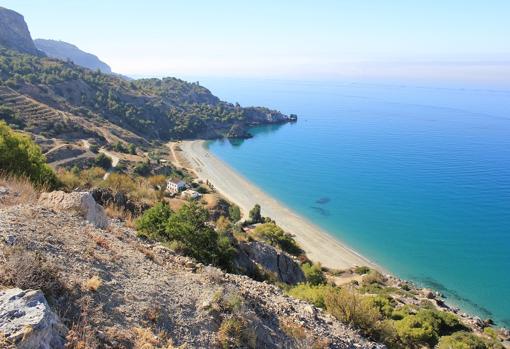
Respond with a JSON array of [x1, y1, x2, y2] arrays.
[[197, 77, 510, 326]]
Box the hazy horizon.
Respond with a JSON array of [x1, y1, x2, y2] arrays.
[[2, 1, 510, 86]]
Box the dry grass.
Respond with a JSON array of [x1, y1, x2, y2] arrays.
[[82, 276, 102, 292], [0, 175, 39, 208], [104, 204, 136, 228], [92, 235, 110, 250], [133, 327, 176, 349], [217, 315, 256, 349]]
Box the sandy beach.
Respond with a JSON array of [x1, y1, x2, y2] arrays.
[[169, 140, 380, 271]]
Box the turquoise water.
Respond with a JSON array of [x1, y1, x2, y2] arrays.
[[203, 79, 510, 326]]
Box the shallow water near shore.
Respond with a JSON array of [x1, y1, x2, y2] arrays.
[[201, 78, 510, 326]]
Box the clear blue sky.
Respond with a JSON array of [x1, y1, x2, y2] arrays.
[[2, 0, 509, 83]]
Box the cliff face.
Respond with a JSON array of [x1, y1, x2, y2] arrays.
[[34, 39, 112, 73], [0, 7, 40, 55]]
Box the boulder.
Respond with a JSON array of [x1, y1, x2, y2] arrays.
[[0, 288, 66, 349], [38, 191, 108, 228], [238, 241, 305, 285]]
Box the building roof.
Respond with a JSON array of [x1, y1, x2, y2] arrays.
[[168, 178, 185, 185]]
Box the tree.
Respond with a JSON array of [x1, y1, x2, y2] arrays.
[[165, 202, 234, 268], [128, 143, 137, 155], [249, 204, 262, 223], [133, 162, 151, 176], [94, 153, 112, 170], [136, 202, 173, 240], [0, 121, 59, 189], [228, 204, 241, 222]]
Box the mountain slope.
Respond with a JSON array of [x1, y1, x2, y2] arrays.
[[34, 39, 112, 74], [0, 6, 40, 55], [0, 194, 381, 348]]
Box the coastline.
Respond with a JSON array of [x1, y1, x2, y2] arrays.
[[169, 140, 381, 271]]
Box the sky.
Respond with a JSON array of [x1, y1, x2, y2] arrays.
[[2, 0, 510, 84]]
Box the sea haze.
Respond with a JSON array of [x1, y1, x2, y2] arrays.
[[203, 78, 510, 326]]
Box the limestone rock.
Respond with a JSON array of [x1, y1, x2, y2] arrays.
[[0, 7, 40, 55], [38, 191, 108, 228], [0, 288, 66, 349], [238, 241, 305, 285]]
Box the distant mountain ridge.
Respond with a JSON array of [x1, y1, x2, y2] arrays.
[[0, 6, 40, 55], [34, 39, 112, 74]]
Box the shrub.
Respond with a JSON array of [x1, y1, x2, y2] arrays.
[[248, 204, 262, 223], [394, 308, 466, 347], [228, 204, 241, 222], [165, 202, 235, 268], [0, 246, 65, 300], [217, 316, 256, 349], [252, 223, 302, 256], [0, 176, 38, 208], [94, 152, 112, 170], [287, 284, 331, 308], [437, 331, 502, 349], [148, 175, 167, 190], [302, 263, 326, 285], [324, 286, 383, 339], [354, 266, 370, 275], [362, 270, 386, 286], [133, 162, 151, 176], [0, 121, 59, 189], [103, 173, 136, 193], [135, 202, 173, 239]]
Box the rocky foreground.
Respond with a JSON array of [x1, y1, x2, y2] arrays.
[[0, 189, 382, 348]]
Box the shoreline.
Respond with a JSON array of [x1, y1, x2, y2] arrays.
[[169, 140, 381, 271]]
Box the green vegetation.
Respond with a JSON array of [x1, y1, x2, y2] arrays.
[[251, 223, 302, 256], [437, 331, 503, 349], [228, 204, 241, 222], [0, 120, 59, 188], [285, 279, 487, 348], [94, 153, 112, 170], [133, 162, 151, 176], [135, 201, 236, 269], [248, 203, 262, 223], [0, 48, 287, 140], [301, 263, 326, 285]]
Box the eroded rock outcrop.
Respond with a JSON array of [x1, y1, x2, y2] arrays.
[[237, 241, 306, 284], [38, 191, 108, 228], [0, 288, 66, 349]]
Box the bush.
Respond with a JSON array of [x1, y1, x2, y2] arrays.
[[302, 263, 326, 285], [324, 286, 384, 339], [394, 308, 467, 347], [354, 266, 370, 275], [229, 204, 241, 222], [135, 202, 173, 239], [0, 121, 59, 189], [217, 316, 256, 349], [287, 284, 333, 308], [135, 201, 235, 270], [103, 173, 136, 193], [248, 204, 262, 223], [94, 152, 112, 170], [437, 331, 502, 349], [133, 162, 151, 176], [252, 223, 302, 256]]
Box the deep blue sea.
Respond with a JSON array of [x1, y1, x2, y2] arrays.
[[200, 78, 510, 326]]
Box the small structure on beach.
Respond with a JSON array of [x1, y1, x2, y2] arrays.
[[181, 189, 202, 200], [166, 179, 186, 193]]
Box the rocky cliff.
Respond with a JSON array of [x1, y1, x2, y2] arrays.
[[0, 7, 40, 55], [34, 39, 112, 73]]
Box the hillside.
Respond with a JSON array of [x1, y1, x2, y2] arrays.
[[0, 7, 40, 55], [0, 188, 380, 349], [34, 39, 112, 74]]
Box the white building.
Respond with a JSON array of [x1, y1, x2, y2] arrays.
[[166, 179, 186, 193], [181, 189, 202, 200]]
